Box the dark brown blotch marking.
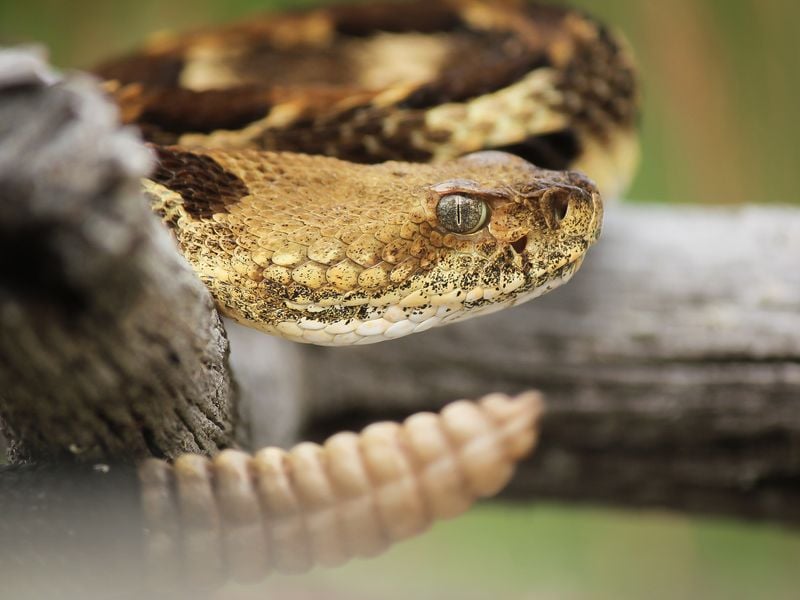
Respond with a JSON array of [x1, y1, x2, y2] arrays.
[[389, 3, 579, 110], [258, 106, 434, 164], [398, 30, 552, 110], [94, 52, 184, 87], [150, 146, 249, 219], [493, 129, 582, 171], [553, 16, 639, 133], [119, 86, 272, 142], [328, 0, 460, 36]]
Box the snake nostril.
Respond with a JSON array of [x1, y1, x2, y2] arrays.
[[511, 235, 528, 254], [552, 194, 570, 225]]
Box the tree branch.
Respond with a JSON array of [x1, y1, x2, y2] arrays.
[[0, 49, 236, 463], [286, 205, 800, 523]]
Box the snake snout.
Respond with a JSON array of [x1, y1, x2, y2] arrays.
[[541, 185, 593, 229]]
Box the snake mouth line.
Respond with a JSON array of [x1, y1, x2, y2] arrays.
[[508, 255, 583, 307], [270, 254, 588, 346]]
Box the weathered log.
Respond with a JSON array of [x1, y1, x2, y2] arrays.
[[289, 204, 800, 523], [0, 49, 236, 463]]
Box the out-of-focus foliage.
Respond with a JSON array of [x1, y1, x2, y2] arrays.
[[1, 0, 797, 203]]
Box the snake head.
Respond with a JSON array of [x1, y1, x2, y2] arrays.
[[269, 149, 603, 343], [148, 148, 602, 345], [404, 150, 602, 319]]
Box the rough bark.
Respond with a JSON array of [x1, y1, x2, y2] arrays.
[[290, 205, 800, 523], [0, 49, 236, 463]]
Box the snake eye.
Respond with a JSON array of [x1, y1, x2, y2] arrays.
[[436, 194, 489, 234]]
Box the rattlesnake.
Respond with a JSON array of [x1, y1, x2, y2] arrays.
[[94, 0, 638, 583]]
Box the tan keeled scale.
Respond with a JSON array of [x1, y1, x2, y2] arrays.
[[139, 392, 541, 584]]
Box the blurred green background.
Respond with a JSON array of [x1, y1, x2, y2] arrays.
[[2, 1, 798, 598]]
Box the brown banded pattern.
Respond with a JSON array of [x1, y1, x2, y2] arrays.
[[98, 0, 639, 197]]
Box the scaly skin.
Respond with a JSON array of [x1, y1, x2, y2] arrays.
[[98, 0, 640, 195], [144, 148, 601, 345], [96, 0, 637, 344]]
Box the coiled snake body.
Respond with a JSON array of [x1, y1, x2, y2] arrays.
[[99, 0, 637, 346], [95, 0, 638, 581]]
